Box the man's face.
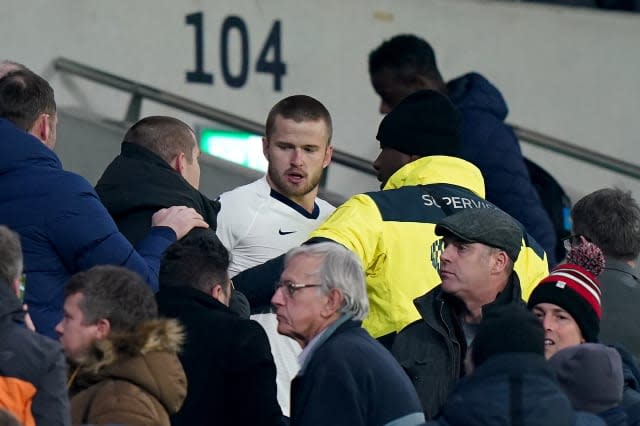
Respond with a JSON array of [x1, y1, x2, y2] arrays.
[[532, 303, 585, 359], [370, 67, 425, 114], [439, 237, 495, 299], [373, 147, 414, 189], [271, 254, 329, 346], [263, 116, 332, 204], [182, 133, 201, 189], [55, 292, 101, 362]]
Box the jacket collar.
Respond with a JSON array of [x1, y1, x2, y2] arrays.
[[157, 285, 232, 314], [298, 314, 355, 374], [383, 155, 485, 199], [120, 142, 176, 171], [70, 318, 184, 382], [0, 118, 62, 173], [604, 256, 639, 281]]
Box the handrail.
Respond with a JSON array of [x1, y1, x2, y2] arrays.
[[511, 125, 640, 180], [54, 57, 640, 181], [53, 57, 375, 176]]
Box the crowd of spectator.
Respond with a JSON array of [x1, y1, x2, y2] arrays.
[[1, 31, 639, 426]]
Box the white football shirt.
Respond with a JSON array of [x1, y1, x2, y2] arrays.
[[216, 176, 335, 415]]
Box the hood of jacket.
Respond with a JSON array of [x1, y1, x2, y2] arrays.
[[0, 118, 61, 175], [383, 155, 485, 198], [71, 318, 186, 414], [96, 142, 219, 222], [447, 72, 509, 121]]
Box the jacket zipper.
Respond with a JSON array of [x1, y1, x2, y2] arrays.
[[440, 300, 460, 379]]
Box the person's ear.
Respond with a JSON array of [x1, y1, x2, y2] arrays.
[[95, 318, 111, 340], [211, 284, 221, 298], [29, 113, 53, 147], [11, 276, 21, 298], [172, 152, 187, 176], [210, 284, 229, 305], [321, 288, 344, 318], [491, 251, 509, 275], [322, 144, 333, 169], [262, 136, 270, 160]]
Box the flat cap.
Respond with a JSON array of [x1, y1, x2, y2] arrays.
[[435, 208, 522, 261]]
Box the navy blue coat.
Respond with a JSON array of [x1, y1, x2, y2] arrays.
[[428, 353, 605, 426], [0, 119, 176, 337], [448, 73, 557, 265], [291, 316, 425, 426]]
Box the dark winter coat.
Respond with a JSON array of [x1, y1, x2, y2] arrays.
[[614, 345, 640, 426], [96, 142, 220, 245], [427, 353, 606, 426], [598, 407, 629, 426], [291, 315, 425, 426], [156, 285, 283, 426], [447, 72, 557, 265], [0, 279, 70, 426], [96, 144, 250, 317], [0, 119, 176, 338]]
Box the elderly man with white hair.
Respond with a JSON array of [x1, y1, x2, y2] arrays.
[[272, 242, 425, 426]]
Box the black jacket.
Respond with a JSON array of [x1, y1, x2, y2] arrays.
[[96, 142, 220, 245], [392, 274, 524, 419], [156, 285, 283, 426], [428, 353, 606, 426], [0, 280, 70, 425]]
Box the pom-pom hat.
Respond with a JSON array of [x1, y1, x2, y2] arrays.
[[527, 242, 603, 343]]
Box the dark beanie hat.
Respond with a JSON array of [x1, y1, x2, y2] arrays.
[[549, 343, 623, 414], [471, 305, 545, 368], [527, 264, 602, 343], [376, 89, 461, 157]]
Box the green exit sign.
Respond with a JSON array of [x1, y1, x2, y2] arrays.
[[200, 129, 268, 172]]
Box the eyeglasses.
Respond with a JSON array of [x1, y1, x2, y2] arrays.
[[274, 280, 321, 297], [562, 235, 591, 252]]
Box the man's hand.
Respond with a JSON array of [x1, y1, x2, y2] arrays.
[[152, 206, 209, 239]]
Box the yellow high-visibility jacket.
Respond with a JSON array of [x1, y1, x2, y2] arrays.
[[309, 156, 549, 338]]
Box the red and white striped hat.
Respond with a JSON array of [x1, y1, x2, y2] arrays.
[[527, 263, 602, 342]]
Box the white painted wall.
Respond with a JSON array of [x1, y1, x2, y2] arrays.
[[2, 0, 639, 201]]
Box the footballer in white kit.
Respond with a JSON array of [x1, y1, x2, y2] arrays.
[[216, 95, 335, 416]]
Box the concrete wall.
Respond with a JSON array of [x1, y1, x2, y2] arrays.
[[2, 0, 639, 202]]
